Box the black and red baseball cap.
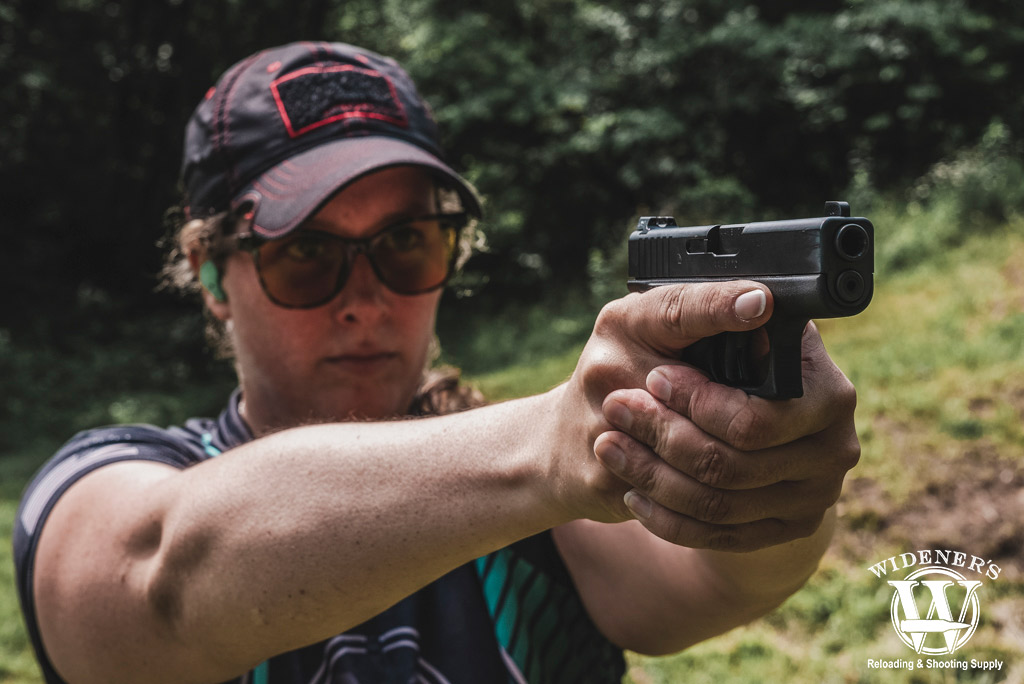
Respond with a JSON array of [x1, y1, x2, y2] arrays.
[[181, 41, 482, 239]]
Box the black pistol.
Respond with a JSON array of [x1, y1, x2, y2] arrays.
[[627, 201, 874, 399]]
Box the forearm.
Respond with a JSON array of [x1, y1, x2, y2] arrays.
[[689, 506, 837, 613], [151, 390, 569, 676], [638, 507, 835, 652], [555, 508, 835, 656]]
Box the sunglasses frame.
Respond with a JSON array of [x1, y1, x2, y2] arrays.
[[233, 212, 469, 308]]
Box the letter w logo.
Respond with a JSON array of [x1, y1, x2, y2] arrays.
[[888, 567, 982, 655]]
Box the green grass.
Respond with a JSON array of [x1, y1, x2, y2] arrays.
[[469, 342, 586, 400], [0, 458, 45, 683], [3, 212, 1023, 683]]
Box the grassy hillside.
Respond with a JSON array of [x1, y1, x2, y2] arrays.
[[2, 213, 1022, 683]]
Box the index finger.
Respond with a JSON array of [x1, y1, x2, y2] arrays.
[[599, 281, 774, 358]]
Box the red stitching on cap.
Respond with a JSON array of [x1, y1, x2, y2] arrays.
[[267, 61, 282, 73], [253, 179, 294, 201], [270, 64, 408, 139], [258, 171, 292, 192], [214, 53, 261, 194]]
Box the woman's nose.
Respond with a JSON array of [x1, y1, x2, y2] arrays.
[[331, 254, 387, 323]]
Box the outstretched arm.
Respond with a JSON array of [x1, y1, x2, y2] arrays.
[[35, 393, 571, 683], [33, 280, 776, 684]]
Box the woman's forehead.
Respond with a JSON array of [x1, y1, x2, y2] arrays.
[[304, 166, 437, 237]]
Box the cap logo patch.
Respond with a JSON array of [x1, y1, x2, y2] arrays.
[[270, 63, 408, 139]]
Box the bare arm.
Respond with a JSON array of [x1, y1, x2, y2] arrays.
[[35, 392, 572, 684]]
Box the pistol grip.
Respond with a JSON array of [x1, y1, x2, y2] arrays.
[[680, 319, 808, 399]]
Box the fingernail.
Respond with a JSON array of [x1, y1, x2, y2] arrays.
[[595, 440, 626, 472], [735, 289, 766, 320], [604, 399, 633, 430], [647, 370, 672, 403], [623, 490, 652, 520]]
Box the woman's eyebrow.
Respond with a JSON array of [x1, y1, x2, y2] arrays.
[[303, 207, 434, 234]]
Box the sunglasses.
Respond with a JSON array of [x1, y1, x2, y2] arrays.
[[233, 212, 468, 308]]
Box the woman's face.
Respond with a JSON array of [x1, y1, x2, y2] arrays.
[[212, 166, 445, 432]]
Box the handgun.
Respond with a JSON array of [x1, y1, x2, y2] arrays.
[[627, 201, 874, 399]]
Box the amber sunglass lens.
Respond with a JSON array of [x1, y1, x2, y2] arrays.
[[373, 219, 458, 294], [257, 232, 347, 307]]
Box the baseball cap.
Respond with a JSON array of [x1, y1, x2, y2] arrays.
[[181, 41, 482, 239]]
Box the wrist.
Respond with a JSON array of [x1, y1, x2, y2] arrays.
[[524, 383, 581, 525], [534, 382, 626, 526]]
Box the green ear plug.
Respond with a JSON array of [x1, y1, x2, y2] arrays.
[[199, 261, 227, 302]]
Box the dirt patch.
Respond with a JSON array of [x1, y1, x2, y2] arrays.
[[835, 442, 1024, 579], [1009, 385, 1024, 423], [999, 243, 1024, 317]]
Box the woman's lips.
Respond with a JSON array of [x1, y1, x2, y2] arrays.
[[323, 351, 399, 372]]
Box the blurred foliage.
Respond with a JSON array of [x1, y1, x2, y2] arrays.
[[3, 0, 1024, 439], [3, 0, 1024, 335], [383, 0, 1024, 304], [861, 120, 1024, 274], [0, 296, 236, 454]]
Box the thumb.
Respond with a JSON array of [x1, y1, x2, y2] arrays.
[[610, 281, 773, 356]]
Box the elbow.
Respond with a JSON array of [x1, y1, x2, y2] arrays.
[[143, 520, 216, 637], [140, 524, 252, 681], [145, 560, 185, 633]]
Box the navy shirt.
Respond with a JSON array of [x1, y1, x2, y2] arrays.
[[14, 391, 625, 683]]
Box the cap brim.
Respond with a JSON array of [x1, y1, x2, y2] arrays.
[[235, 136, 482, 239]]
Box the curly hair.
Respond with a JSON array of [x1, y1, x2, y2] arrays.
[[158, 181, 486, 415]]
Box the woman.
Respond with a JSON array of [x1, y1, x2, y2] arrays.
[[14, 41, 859, 684]]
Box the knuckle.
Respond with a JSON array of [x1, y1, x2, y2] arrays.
[[703, 525, 742, 551], [629, 456, 661, 495], [694, 440, 734, 487], [578, 347, 626, 401], [593, 297, 628, 337], [655, 511, 689, 545], [844, 388, 858, 416], [659, 287, 689, 336], [840, 434, 862, 472], [821, 482, 844, 509], [823, 427, 862, 476], [580, 347, 618, 380], [685, 286, 722, 334], [837, 373, 858, 411], [694, 485, 730, 524], [650, 416, 684, 469], [725, 404, 772, 451], [686, 374, 718, 421], [583, 464, 628, 512]]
